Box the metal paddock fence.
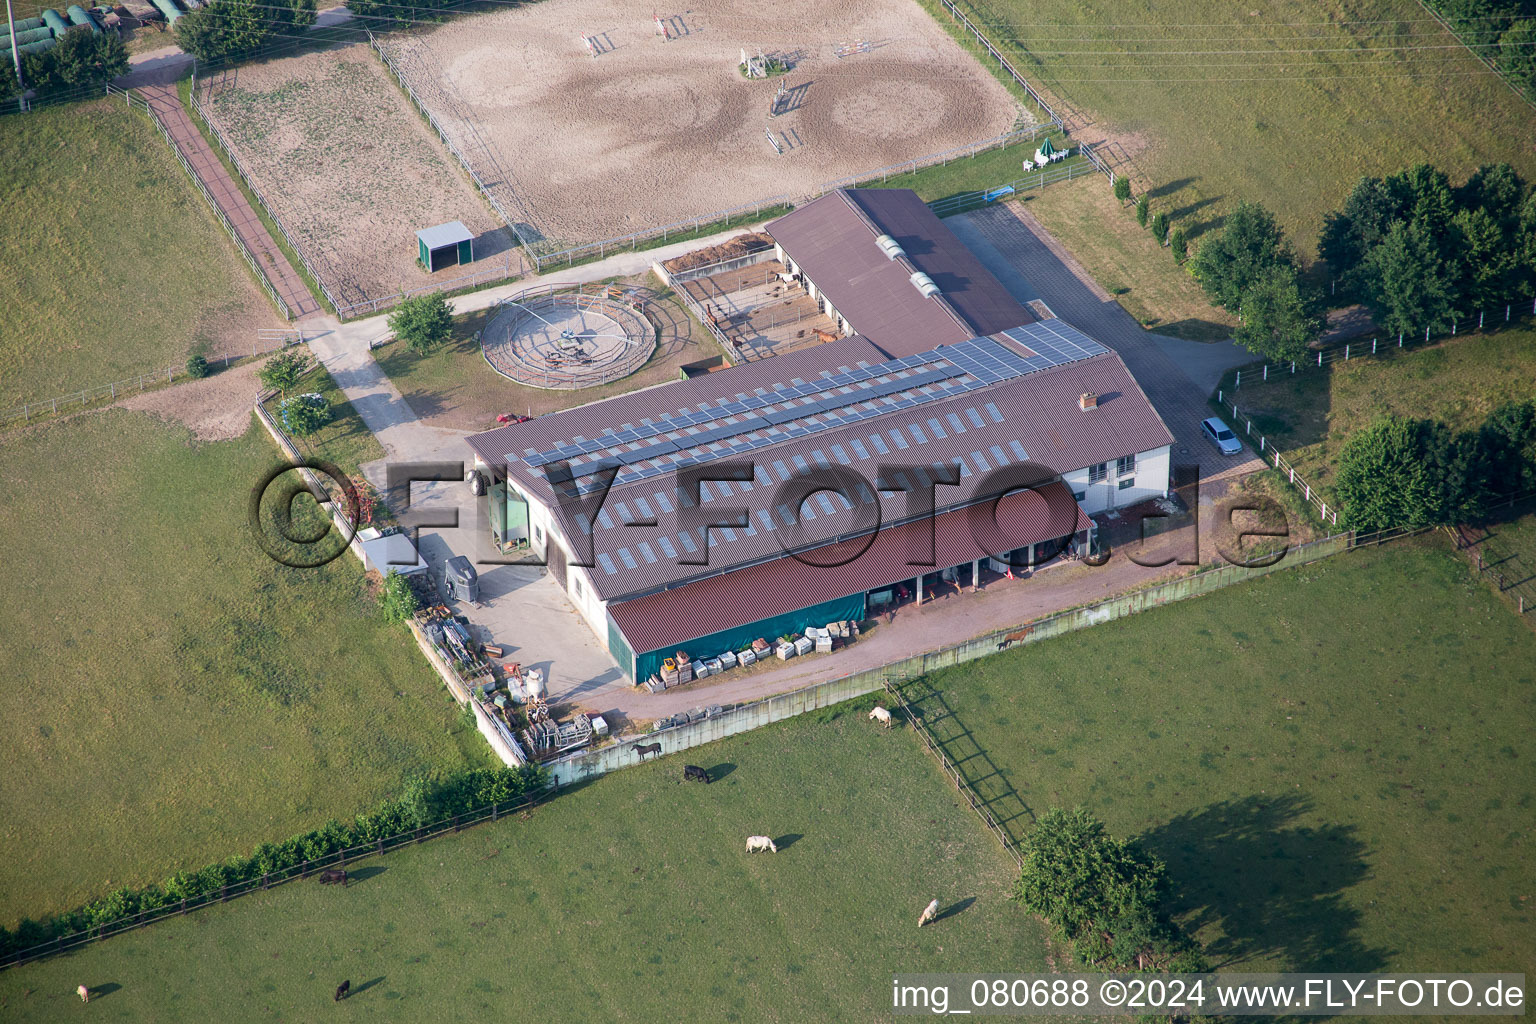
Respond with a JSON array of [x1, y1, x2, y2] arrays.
[[527, 123, 1062, 270], [932, 0, 1060, 122], [926, 153, 1093, 217], [368, 30, 539, 257], [1225, 298, 1536, 392], [1213, 392, 1341, 528], [187, 74, 340, 316], [104, 83, 292, 321], [1, 333, 309, 430], [480, 284, 657, 390], [0, 519, 1439, 970]]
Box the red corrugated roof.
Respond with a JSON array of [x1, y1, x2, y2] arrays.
[[469, 342, 1169, 603], [766, 189, 1035, 357], [608, 485, 1087, 658]]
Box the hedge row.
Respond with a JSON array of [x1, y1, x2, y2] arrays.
[[0, 763, 547, 963]]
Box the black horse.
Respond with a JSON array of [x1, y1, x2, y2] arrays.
[[633, 741, 662, 761], [683, 764, 710, 784], [335, 980, 351, 1001]]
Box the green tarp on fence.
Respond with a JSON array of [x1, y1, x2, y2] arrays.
[[631, 591, 867, 682]]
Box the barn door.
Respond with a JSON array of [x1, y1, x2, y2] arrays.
[[546, 539, 567, 588]]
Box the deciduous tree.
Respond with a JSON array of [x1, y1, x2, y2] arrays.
[[259, 349, 313, 398], [388, 293, 455, 356], [1188, 201, 1295, 311], [1234, 264, 1321, 362], [1359, 219, 1454, 336]]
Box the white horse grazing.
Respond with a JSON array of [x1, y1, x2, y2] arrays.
[[918, 898, 940, 928], [745, 835, 778, 853], [868, 706, 893, 728], [78, 985, 90, 1003]]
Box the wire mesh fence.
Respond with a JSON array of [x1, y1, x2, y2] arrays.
[[0, 332, 309, 431]]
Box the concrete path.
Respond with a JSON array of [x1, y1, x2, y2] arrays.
[[307, 321, 628, 707], [140, 84, 324, 321]]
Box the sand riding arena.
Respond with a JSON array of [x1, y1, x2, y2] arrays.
[[375, 0, 1023, 255], [482, 285, 657, 389]]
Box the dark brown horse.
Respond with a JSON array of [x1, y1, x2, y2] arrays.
[[683, 764, 710, 783], [633, 742, 662, 761], [318, 869, 348, 886], [335, 980, 351, 1001]]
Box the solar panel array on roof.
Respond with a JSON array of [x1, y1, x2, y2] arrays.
[[997, 320, 1108, 369], [519, 331, 1117, 496]]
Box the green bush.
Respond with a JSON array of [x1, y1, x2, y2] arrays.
[[1170, 227, 1188, 264], [279, 392, 332, 436], [1151, 211, 1170, 245], [18, 28, 127, 98], [1188, 200, 1296, 311], [185, 354, 210, 379], [1013, 807, 1207, 973], [1113, 176, 1131, 204], [1135, 193, 1150, 228], [258, 349, 312, 397], [1330, 408, 1536, 530], [379, 568, 419, 623], [0, 763, 547, 960], [173, 0, 314, 62]]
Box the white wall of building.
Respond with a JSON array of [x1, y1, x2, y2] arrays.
[[1061, 444, 1172, 515]]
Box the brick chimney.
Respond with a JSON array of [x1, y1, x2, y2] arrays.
[[1079, 392, 1099, 411]]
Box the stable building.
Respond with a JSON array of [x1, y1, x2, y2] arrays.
[[765, 188, 1037, 356], [467, 189, 1173, 683], [468, 324, 1173, 683]]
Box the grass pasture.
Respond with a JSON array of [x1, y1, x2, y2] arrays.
[[0, 410, 485, 928], [1021, 175, 1236, 339], [0, 101, 280, 410], [934, 0, 1536, 256], [904, 541, 1536, 974], [0, 713, 1051, 1023], [1215, 328, 1536, 496]]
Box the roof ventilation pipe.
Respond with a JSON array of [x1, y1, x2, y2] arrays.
[[875, 233, 907, 260], [909, 271, 941, 298]]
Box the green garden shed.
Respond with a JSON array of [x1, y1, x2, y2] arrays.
[[416, 221, 474, 272]]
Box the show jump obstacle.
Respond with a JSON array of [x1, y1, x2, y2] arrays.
[[833, 39, 871, 58]]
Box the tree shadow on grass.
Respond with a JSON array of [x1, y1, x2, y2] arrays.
[[1147, 177, 1198, 200], [1139, 794, 1392, 971]]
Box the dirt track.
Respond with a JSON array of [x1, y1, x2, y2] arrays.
[[384, 0, 1023, 250], [199, 46, 516, 313], [118, 360, 265, 441]]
